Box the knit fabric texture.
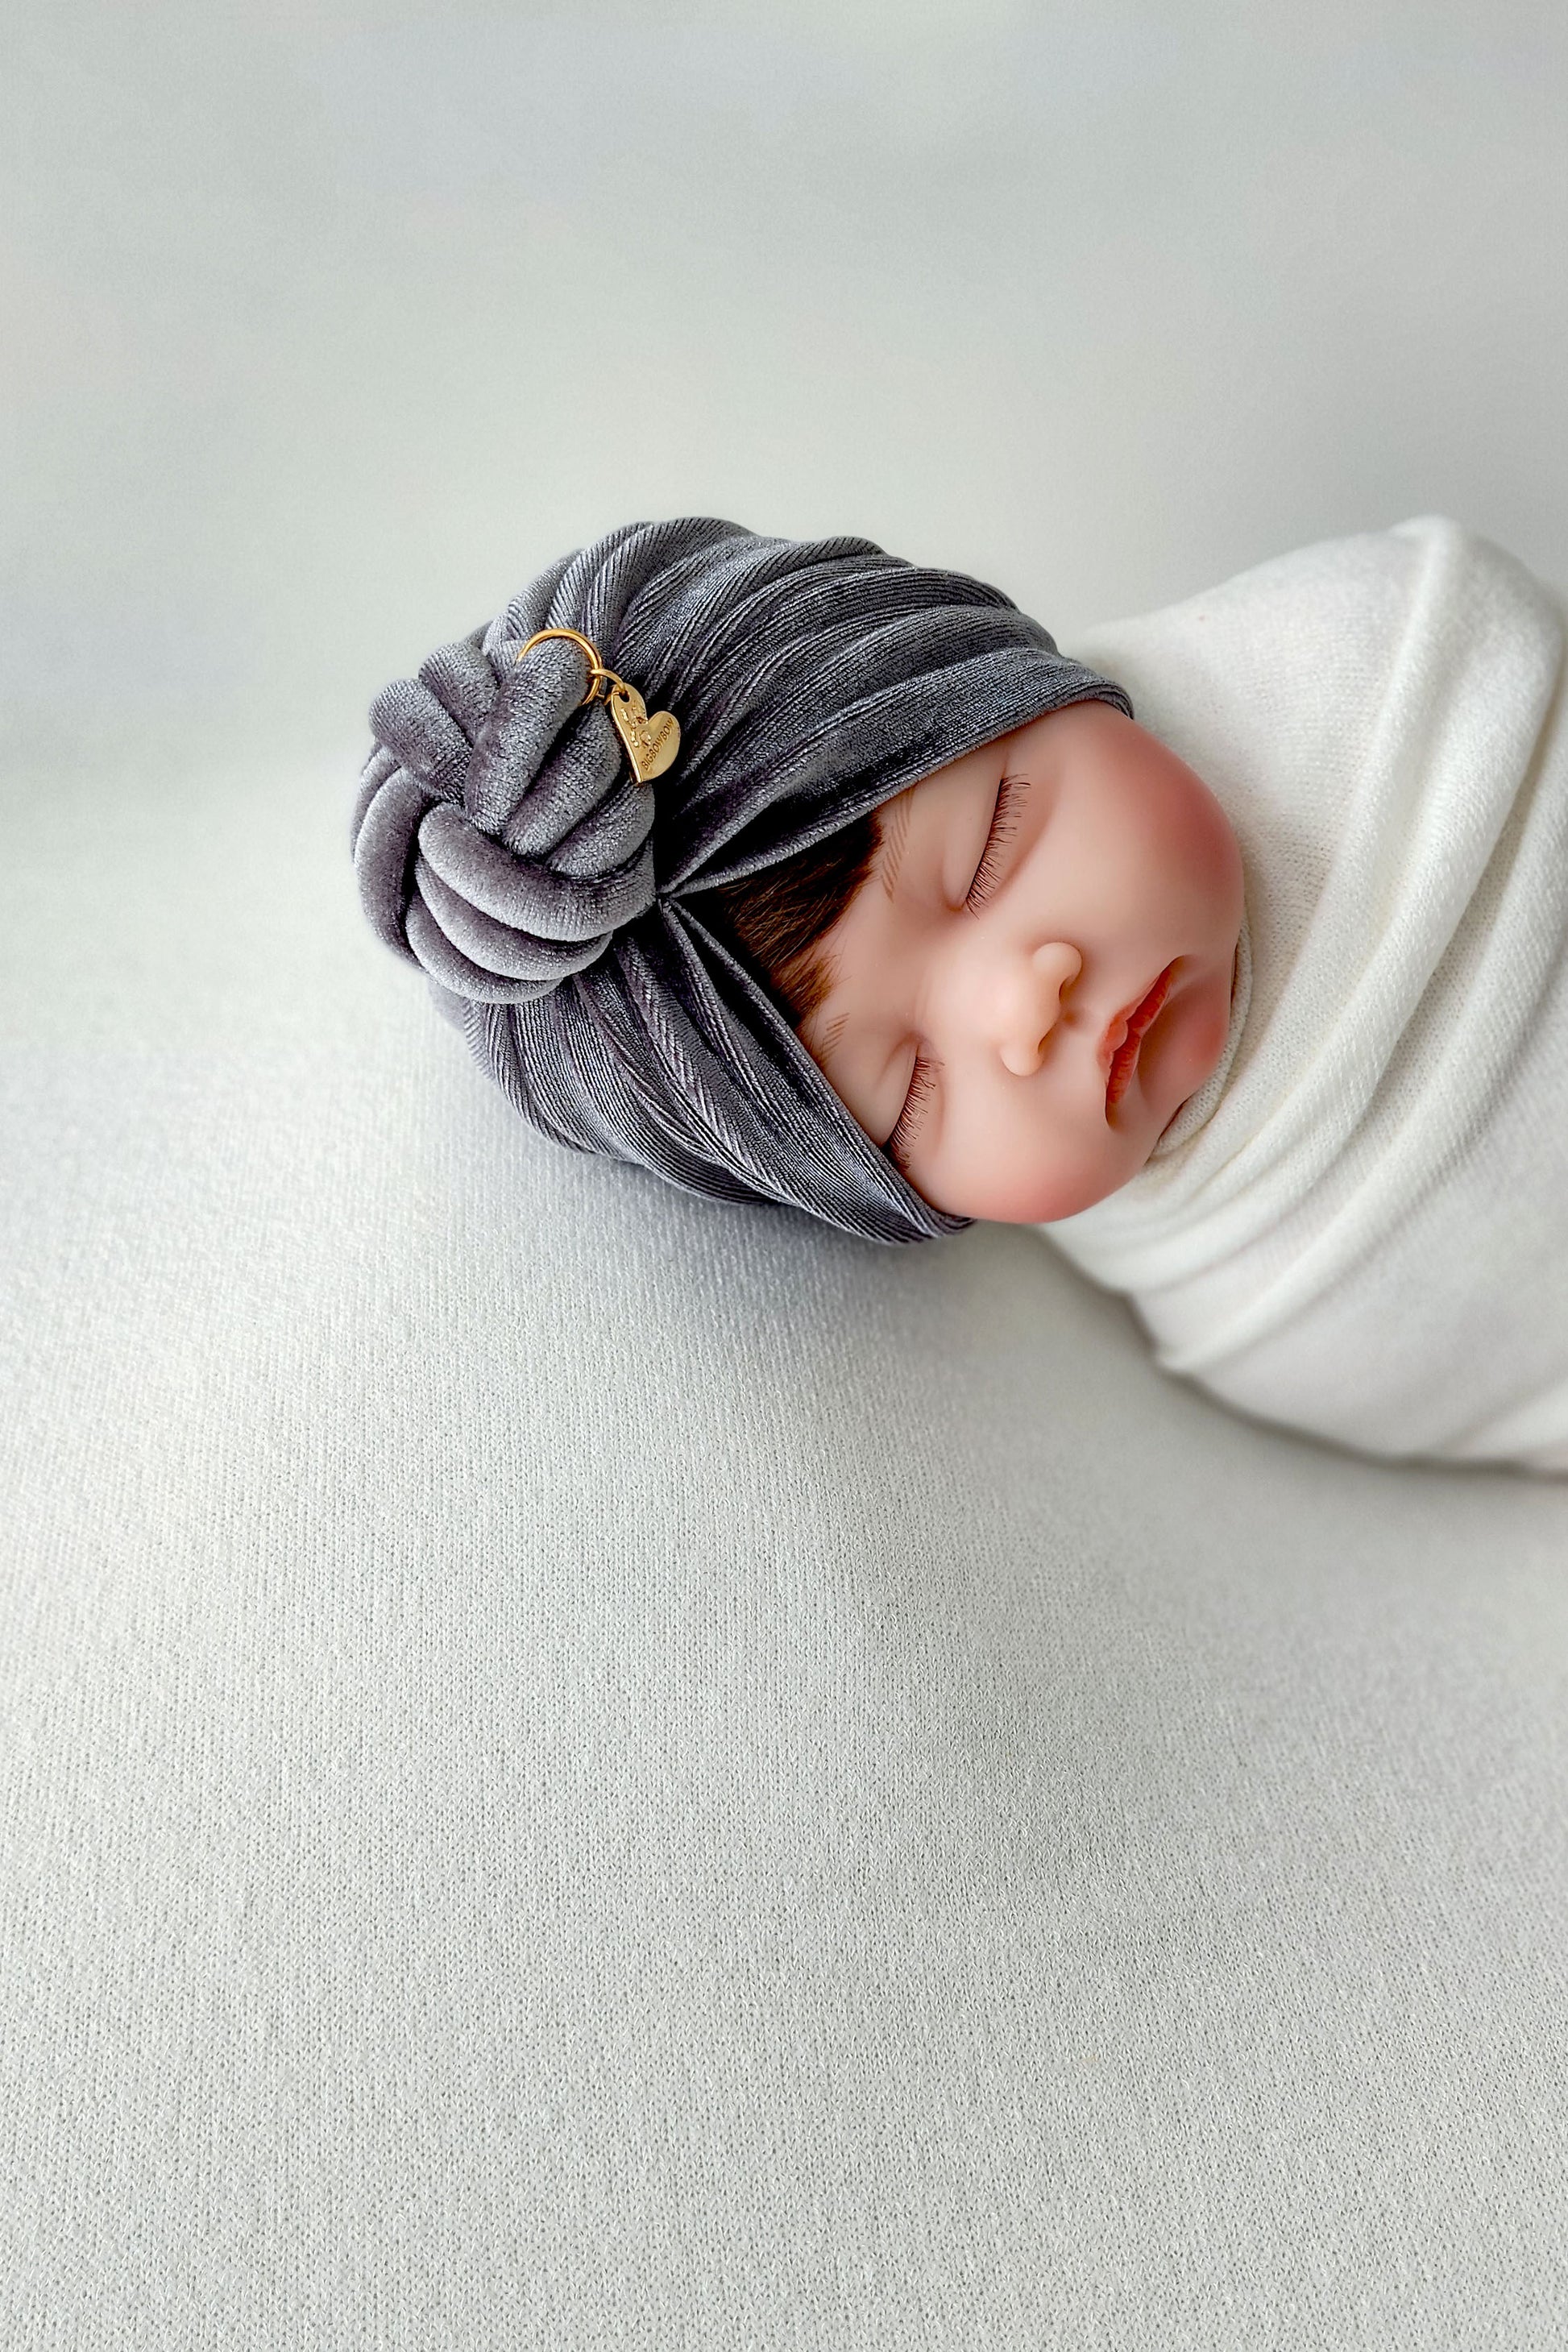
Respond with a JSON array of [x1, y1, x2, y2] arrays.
[[351, 516, 1131, 1243]]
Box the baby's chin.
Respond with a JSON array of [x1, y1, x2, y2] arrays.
[[919, 1130, 1155, 1224], [933, 1068, 1208, 1222], [985, 1157, 1148, 1225]]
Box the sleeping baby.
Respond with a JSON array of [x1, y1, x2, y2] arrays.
[[353, 515, 1568, 1477]]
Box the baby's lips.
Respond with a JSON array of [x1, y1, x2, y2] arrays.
[[1102, 961, 1176, 1108]]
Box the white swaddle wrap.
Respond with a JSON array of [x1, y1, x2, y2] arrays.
[[1044, 516, 1568, 1474]]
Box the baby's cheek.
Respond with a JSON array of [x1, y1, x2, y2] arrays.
[[1155, 977, 1233, 1110], [1181, 993, 1230, 1081]]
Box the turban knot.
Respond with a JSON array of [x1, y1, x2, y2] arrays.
[[354, 628, 658, 1002]]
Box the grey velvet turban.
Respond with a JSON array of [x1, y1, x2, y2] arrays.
[[352, 517, 1132, 1244]]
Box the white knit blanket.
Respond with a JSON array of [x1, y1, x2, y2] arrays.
[[1045, 516, 1568, 1474]]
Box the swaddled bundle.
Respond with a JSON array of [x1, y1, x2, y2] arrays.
[[355, 511, 1567, 1475], [1045, 516, 1568, 1475]]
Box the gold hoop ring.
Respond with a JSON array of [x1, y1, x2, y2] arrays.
[[514, 625, 612, 705]]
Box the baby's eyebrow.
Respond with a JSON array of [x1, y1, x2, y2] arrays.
[[878, 790, 913, 901], [819, 1009, 848, 1060]]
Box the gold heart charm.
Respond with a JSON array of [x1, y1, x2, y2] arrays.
[[607, 678, 681, 785]]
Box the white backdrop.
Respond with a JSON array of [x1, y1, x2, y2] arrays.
[[6, 0, 1565, 769]]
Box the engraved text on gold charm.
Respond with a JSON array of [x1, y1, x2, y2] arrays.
[[608, 678, 682, 784]]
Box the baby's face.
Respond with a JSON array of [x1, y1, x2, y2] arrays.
[[798, 703, 1246, 1222]]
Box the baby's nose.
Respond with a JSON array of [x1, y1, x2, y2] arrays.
[[998, 943, 1083, 1076]]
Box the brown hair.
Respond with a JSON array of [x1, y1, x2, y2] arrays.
[[695, 805, 884, 1027]]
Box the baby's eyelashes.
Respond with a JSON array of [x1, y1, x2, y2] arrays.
[[966, 773, 1030, 911], [887, 1048, 940, 1171]]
